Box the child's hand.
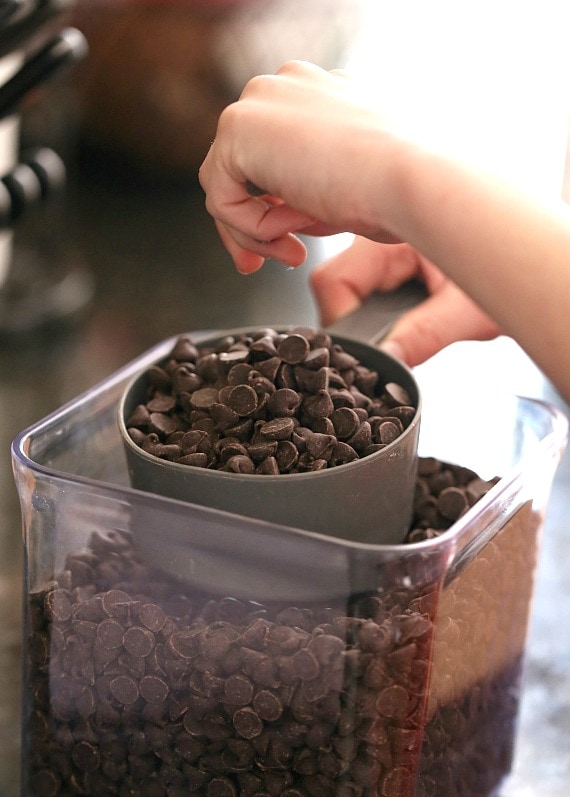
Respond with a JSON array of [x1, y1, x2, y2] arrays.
[[311, 237, 501, 365], [199, 61, 404, 273]]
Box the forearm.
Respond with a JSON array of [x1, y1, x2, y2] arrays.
[[199, 60, 570, 398], [384, 143, 570, 398]]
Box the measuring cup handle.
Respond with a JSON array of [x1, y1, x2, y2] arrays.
[[325, 279, 428, 345]]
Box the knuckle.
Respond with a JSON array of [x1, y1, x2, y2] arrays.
[[216, 101, 241, 136], [239, 72, 278, 99], [410, 315, 448, 349], [203, 192, 219, 219], [276, 59, 310, 76]]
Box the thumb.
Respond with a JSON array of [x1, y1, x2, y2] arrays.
[[379, 281, 501, 366]]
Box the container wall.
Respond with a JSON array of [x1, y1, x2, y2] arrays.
[[417, 501, 543, 797], [19, 471, 451, 797], [12, 350, 567, 797], [18, 469, 544, 797]]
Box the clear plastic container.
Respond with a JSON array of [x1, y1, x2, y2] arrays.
[[12, 334, 568, 797]]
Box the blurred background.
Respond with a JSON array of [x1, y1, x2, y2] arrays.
[[0, 1, 569, 794]]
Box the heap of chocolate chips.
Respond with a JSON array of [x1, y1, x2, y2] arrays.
[[27, 531, 434, 797], [125, 331, 416, 474], [25, 459, 502, 797], [407, 458, 499, 542]]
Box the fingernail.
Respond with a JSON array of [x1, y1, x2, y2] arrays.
[[236, 259, 265, 275], [379, 339, 405, 361]]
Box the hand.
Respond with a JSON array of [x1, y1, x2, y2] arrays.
[[310, 237, 501, 366], [198, 61, 404, 273]]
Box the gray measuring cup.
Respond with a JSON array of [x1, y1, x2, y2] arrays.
[[118, 281, 426, 546]]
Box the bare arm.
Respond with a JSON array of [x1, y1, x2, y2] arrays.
[[390, 146, 570, 395], [199, 61, 570, 400]]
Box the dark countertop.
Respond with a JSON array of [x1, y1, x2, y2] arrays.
[[0, 127, 568, 797]]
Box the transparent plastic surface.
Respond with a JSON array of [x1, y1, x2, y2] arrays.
[[12, 336, 568, 797]]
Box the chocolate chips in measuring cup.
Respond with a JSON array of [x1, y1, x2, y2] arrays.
[[125, 330, 417, 473]]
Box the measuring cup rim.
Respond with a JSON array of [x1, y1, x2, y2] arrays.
[[118, 324, 422, 483]]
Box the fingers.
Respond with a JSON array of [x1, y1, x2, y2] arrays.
[[199, 60, 397, 273], [213, 219, 265, 274], [209, 194, 316, 248], [199, 140, 316, 271], [310, 238, 422, 326], [200, 152, 315, 241], [214, 218, 308, 274], [381, 281, 501, 366], [310, 236, 500, 364]]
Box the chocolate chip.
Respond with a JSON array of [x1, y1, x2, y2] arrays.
[[248, 441, 278, 462], [71, 740, 100, 772], [179, 429, 211, 454], [101, 590, 132, 621], [224, 674, 254, 705], [207, 776, 238, 797], [96, 618, 124, 650], [347, 421, 372, 453], [168, 629, 201, 659], [277, 333, 310, 364], [330, 345, 359, 371], [210, 402, 240, 431], [267, 388, 301, 417], [147, 392, 177, 413], [218, 439, 248, 463], [305, 431, 335, 461], [170, 335, 199, 361], [376, 420, 402, 445], [302, 390, 334, 420], [437, 486, 469, 520], [218, 349, 250, 369], [253, 690, 283, 722], [224, 455, 255, 474], [227, 362, 254, 385], [250, 334, 280, 358], [233, 707, 263, 739], [123, 626, 154, 658], [226, 384, 258, 416], [256, 456, 280, 475], [330, 388, 356, 409], [376, 684, 411, 719], [44, 589, 72, 623], [127, 403, 151, 427], [275, 441, 298, 472], [303, 347, 330, 370], [140, 675, 169, 704], [292, 648, 320, 680], [331, 407, 360, 440], [172, 364, 202, 393], [330, 442, 359, 466], [384, 381, 411, 406], [30, 769, 60, 797], [308, 633, 345, 664], [259, 417, 295, 441], [109, 675, 139, 705], [177, 452, 209, 468], [190, 387, 220, 410], [303, 366, 330, 393]]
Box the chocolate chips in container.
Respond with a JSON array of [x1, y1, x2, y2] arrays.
[[126, 330, 413, 473], [15, 333, 566, 797], [119, 328, 422, 549], [24, 458, 510, 797]]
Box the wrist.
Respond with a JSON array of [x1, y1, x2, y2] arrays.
[[355, 126, 424, 243]]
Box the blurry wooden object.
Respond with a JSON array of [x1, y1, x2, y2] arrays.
[[69, 0, 362, 179]]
